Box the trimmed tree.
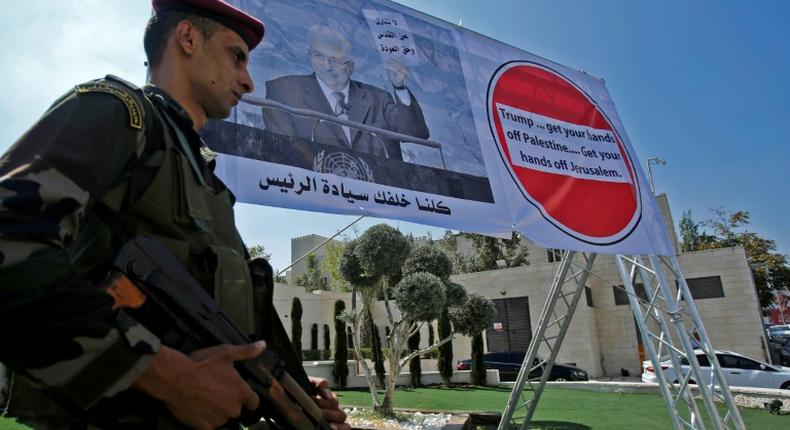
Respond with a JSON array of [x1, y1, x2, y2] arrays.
[[339, 226, 495, 415], [471, 332, 486, 386], [323, 324, 331, 351], [332, 300, 348, 387], [296, 253, 326, 291], [291, 297, 303, 361], [310, 323, 318, 351], [408, 330, 421, 388], [437, 308, 453, 386]]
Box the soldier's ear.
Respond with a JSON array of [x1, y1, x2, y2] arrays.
[[348, 60, 355, 75], [173, 20, 200, 56]]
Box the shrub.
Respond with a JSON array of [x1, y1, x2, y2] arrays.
[[332, 300, 348, 387], [310, 323, 318, 350], [449, 293, 496, 337], [408, 330, 422, 387], [437, 308, 453, 386], [444, 282, 468, 308], [323, 324, 331, 351], [354, 224, 411, 279], [402, 245, 453, 281], [393, 272, 446, 322], [471, 333, 486, 386], [291, 297, 303, 361]]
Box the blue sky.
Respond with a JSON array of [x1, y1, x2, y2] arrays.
[[1, 0, 787, 272]]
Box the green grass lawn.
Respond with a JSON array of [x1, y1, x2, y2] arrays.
[[1, 386, 785, 429], [0, 416, 30, 430], [335, 386, 787, 429]]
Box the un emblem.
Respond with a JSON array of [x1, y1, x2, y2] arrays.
[[313, 151, 375, 182]]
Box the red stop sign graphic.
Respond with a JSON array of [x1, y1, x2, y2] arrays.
[[488, 62, 641, 244]]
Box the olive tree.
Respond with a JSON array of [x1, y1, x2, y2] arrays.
[[339, 225, 495, 416]]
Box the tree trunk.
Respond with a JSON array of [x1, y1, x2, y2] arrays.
[[378, 320, 405, 416], [351, 293, 381, 409]]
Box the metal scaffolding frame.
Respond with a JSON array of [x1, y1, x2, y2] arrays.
[[497, 252, 747, 430]]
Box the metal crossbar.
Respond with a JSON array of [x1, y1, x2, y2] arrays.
[[498, 253, 746, 430], [239, 95, 448, 168]]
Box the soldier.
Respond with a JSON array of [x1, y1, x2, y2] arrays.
[[0, 1, 349, 429]]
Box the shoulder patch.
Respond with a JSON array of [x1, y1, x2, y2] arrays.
[[75, 82, 143, 130]]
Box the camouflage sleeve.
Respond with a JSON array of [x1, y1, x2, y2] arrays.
[[0, 84, 161, 409]]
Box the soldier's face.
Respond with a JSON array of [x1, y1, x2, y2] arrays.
[[192, 27, 254, 119]]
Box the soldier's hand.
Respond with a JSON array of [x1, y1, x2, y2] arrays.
[[309, 376, 350, 430], [133, 342, 265, 430]]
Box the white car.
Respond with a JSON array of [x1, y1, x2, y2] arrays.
[[641, 349, 790, 390]]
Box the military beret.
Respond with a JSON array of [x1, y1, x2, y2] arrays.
[[153, 0, 265, 50]]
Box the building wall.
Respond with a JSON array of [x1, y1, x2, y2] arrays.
[[288, 234, 342, 286], [272, 284, 351, 351], [447, 246, 765, 378], [451, 260, 604, 377]]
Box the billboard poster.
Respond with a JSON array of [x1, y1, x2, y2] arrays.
[[206, 0, 674, 255]]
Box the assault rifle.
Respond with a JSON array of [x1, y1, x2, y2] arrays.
[[104, 236, 332, 430]]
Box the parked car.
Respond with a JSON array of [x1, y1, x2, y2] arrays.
[[779, 343, 790, 367], [641, 349, 790, 389], [457, 351, 589, 382], [768, 325, 790, 343]]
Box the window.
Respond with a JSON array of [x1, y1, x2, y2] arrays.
[[613, 283, 647, 306], [547, 249, 563, 263], [678, 276, 725, 300], [680, 354, 711, 366], [738, 357, 762, 370], [717, 354, 741, 369], [585, 286, 594, 307]]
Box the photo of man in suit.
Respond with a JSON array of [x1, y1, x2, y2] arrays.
[[262, 25, 430, 163]]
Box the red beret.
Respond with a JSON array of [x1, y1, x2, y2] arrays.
[[153, 0, 265, 50]]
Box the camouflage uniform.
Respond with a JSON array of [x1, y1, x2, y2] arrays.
[[0, 76, 305, 428]]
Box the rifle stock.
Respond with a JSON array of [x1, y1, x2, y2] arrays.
[[106, 236, 331, 430]]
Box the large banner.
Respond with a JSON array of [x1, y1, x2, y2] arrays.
[[207, 0, 674, 256]]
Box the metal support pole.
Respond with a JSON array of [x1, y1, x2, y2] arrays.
[[661, 255, 747, 429], [632, 256, 705, 429], [498, 252, 596, 430], [615, 255, 685, 430]]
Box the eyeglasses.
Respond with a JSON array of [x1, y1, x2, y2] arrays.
[[310, 50, 351, 68]]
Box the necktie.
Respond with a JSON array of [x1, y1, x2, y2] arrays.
[[332, 91, 351, 144], [332, 91, 346, 115]]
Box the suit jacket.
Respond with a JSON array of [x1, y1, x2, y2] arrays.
[[262, 73, 429, 161]]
